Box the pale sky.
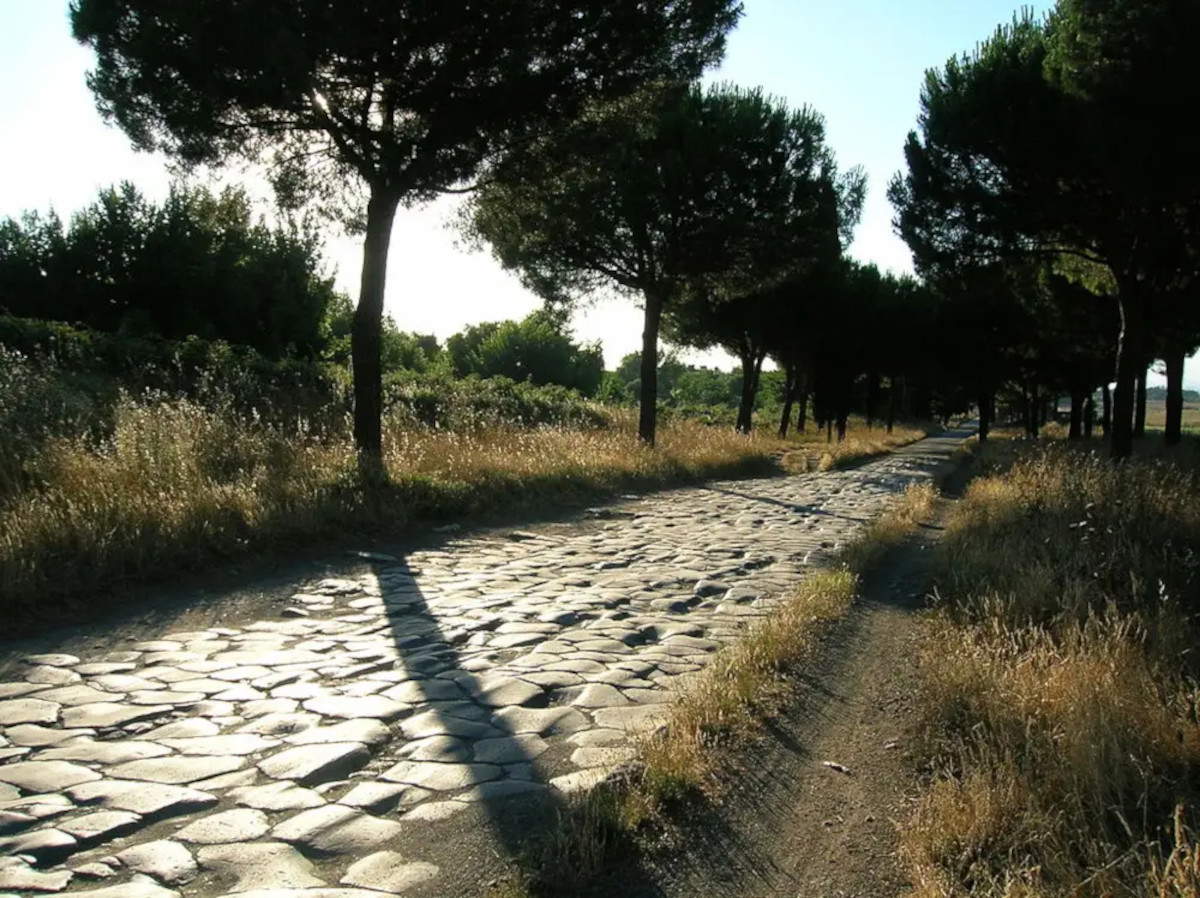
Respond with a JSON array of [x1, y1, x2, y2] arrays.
[[1, 0, 1193, 385]]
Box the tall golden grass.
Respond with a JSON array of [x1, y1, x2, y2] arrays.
[[904, 442, 1200, 898], [0, 396, 793, 611]]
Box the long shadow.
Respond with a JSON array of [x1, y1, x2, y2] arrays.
[[348, 538, 674, 897]]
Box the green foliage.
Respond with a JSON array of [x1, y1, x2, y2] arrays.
[[382, 371, 608, 430], [0, 183, 337, 358], [322, 294, 443, 374], [444, 310, 604, 396]]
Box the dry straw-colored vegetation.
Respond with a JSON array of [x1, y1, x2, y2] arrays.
[[518, 480, 939, 894], [903, 440, 1200, 898], [780, 416, 929, 473], [0, 395, 782, 612], [0, 340, 929, 616]]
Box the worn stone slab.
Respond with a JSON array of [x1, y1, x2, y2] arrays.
[[0, 698, 60, 726], [66, 780, 217, 820], [381, 761, 502, 791], [283, 719, 388, 747], [0, 863, 73, 891], [36, 740, 170, 764], [196, 841, 324, 892], [301, 695, 408, 721], [158, 735, 277, 756], [0, 826, 76, 862], [271, 805, 404, 856], [337, 782, 430, 814], [0, 761, 100, 792], [340, 851, 439, 892], [116, 840, 197, 885], [61, 703, 171, 730], [228, 781, 326, 811], [258, 743, 370, 786], [473, 735, 549, 765], [58, 810, 141, 843], [108, 756, 244, 785], [174, 808, 269, 844]]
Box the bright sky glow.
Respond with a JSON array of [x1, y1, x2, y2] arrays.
[[1, 0, 1194, 386]]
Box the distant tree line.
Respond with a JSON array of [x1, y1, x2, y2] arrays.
[[0, 183, 336, 359]]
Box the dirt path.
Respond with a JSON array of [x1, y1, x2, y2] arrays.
[[596, 479, 966, 898]]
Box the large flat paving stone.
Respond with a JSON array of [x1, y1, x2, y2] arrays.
[[174, 808, 269, 844], [257, 742, 370, 786], [340, 850, 439, 892], [0, 698, 60, 726], [61, 703, 172, 729], [37, 739, 171, 764], [381, 761, 502, 791], [197, 841, 324, 892], [271, 805, 404, 856], [107, 756, 245, 784], [116, 839, 198, 885], [0, 760, 100, 792], [66, 780, 217, 819]]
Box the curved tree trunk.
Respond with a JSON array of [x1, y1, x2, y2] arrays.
[[778, 362, 797, 439], [796, 366, 809, 434], [1111, 287, 1144, 459], [735, 346, 764, 434], [352, 188, 401, 475], [1068, 387, 1085, 440], [1165, 343, 1186, 446], [638, 292, 665, 445]]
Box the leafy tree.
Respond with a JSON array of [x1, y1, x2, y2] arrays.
[[667, 157, 863, 434], [890, 5, 1200, 457], [0, 183, 336, 358], [445, 310, 604, 395], [72, 0, 741, 466], [469, 83, 852, 443]]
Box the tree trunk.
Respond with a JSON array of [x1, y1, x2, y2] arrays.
[[735, 347, 764, 434], [887, 377, 897, 434], [1111, 288, 1143, 459], [1102, 383, 1112, 436], [1165, 343, 1186, 446], [796, 374, 809, 434], [865, 371, 879, 429], [1068, 388, 1085, 440], [778, 362, 797, 439], [978, 389, 991, 442], [1083, 394, 1095, 438], [1134, 361, 1149, 438], [352, 188, 401, 474], [637, 292, 664, 446]]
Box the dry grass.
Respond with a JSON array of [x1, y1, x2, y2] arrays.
[[780, 417, 930, 473], [0, 396, 782, 614], [902, 442, 1200, 898]]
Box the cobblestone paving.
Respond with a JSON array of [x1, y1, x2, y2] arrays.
[[0, 432, 965, 897]]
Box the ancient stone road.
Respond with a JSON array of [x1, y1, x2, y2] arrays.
[[0, 431, 967, 897]]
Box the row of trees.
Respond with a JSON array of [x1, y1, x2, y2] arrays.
[[889, 0, 1200, 457]]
